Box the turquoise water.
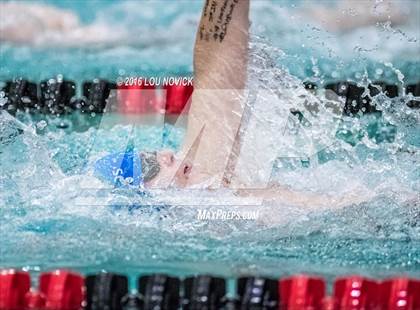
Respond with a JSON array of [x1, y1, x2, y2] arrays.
[[1, 0, 419, 82], [0, 0, 419, 283]]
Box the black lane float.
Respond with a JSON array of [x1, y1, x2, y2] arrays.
[[1, 78, 419, 117]]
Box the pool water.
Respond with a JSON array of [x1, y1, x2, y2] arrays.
[[0, 0, 419, 285]]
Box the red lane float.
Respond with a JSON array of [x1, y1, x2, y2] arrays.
[[0, 270, 30, 310], [280, 275, 326, 310], [38, 270, 84, 310], [25, 291, 46, 309], [333, 276, 380, 310], [117, 84, 163, 114], [380, 277, 420, 310], [163, 84, 193, 114], [323, 296, 335, 310]]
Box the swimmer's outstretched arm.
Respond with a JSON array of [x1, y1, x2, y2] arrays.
[[193, 0, 249, 90], [179, 0, 250, 187]]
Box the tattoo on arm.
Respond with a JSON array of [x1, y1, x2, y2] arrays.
[[200, 0, 239, 43], [203, 0, 210, 17]]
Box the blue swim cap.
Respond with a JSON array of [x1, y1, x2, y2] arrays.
[[94, 149, 143, 187]]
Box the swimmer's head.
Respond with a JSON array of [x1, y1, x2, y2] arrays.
[[139, 151, 160, 182], [143, 150, 191, 187], [94, 149, 190, 187]]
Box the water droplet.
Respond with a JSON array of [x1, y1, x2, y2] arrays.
[[36, 120, 47, 130]]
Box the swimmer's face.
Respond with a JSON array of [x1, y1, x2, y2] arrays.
[[144, 150, 191, 188]]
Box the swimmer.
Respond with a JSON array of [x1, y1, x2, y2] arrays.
[[94, 0, 381, 213], [3, 1, 411, 212]]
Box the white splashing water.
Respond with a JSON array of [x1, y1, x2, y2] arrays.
[[0, 1, 419, 278], [1, 36, 419, 277]]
